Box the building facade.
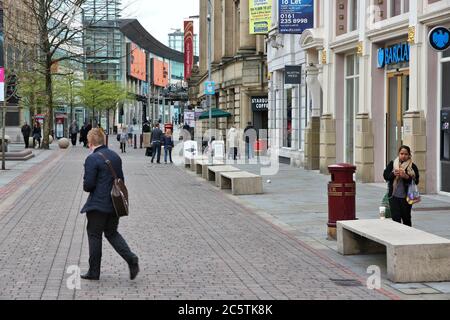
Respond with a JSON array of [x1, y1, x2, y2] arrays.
[[189, 0, 269, 140], [168, 28, 199, 57], [267, 0, 450, 195]]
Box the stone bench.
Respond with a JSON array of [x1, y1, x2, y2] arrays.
[[4, 149, 34, 161], [207, 165, 240, 185], [195, 159, 224, 178], [219, 171, 263, 195], [190, 156, 208, 172], [337, 219, 450, 283]]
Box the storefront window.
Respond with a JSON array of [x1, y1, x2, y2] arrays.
[[345, 54, 359, 164], [284, 88, 293, 148]]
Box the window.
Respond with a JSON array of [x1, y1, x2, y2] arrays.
[[390, 0, 409, 17], [349, 0, 358, 32], [344, 54, 359, 163], [284, 88, 293, 148]]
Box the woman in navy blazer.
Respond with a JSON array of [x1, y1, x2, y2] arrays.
[[80, 128, 139, 281]]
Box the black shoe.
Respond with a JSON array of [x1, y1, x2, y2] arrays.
[[129, 258, 140, 280], [80, 273, 100, 281]]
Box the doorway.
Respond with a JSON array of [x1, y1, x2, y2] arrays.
[[386, 70, 409, 162]]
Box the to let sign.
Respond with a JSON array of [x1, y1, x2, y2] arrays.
[[284, 65, 302, 84], [279, 0, 314, 34]]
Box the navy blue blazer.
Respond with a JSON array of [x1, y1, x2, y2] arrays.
[[80, 145, 125, 214]]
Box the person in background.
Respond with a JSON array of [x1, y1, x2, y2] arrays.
[[21, 122, 31, 149], [32, 122, 42, 149], [383, 145, 420, 227], [69, 120, 79, 147], [227, 125, 239, 161], [244, 122, 256, 160], [119, 127, 128, 154], [127, 125, 134, 147], [150, 122, 164, 164], [163, 129, 174, 164]]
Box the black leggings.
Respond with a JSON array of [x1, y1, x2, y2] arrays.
[[389, 197, 412, 227]]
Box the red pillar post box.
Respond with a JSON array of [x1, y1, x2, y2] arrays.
[[327, 164, 357, 240]]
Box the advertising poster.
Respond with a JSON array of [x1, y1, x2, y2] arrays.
[[249, 0, 272, 34], [130, 43, 147, 81], [184, 21, 194, 80], [152, 58, 169, 88], [279, 0, 314, 34]]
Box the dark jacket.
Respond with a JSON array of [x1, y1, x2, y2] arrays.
[[80, 145, 124, 214], [163, 135, 174, 148], [383, 160, 420, 198], [32, 127, 42, 138], [244, 125, 256, 143], [22, 125, 31, 137], [150, 128, 164, 144]]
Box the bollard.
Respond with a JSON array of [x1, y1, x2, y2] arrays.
[[140, 134, 143, 149], [134, 134, 137, 149], [327, 164, 357, 240]]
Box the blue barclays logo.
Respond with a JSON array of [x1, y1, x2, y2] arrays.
[[377, 43, 410, 69], [429, 26, 450, 52]]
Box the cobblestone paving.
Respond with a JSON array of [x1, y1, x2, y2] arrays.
[[0, 145, 398, 300]]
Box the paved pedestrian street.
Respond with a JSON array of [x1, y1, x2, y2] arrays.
[[0, 145, 400, 300]]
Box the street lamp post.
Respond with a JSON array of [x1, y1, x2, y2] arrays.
[[207, 0, 212, 163]]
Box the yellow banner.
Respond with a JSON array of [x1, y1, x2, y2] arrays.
[[249, 0, 272, 35]]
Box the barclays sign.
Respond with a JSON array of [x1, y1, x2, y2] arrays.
[[377, 43, 410, 69]]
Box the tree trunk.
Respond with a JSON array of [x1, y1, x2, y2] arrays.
[[41, 59, 53, 150]]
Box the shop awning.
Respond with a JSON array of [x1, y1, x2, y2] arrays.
[[198, 108, 232, 120]]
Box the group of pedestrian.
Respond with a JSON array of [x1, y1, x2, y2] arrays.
[[21, 122, 42, 149], [149, 122, 174, 164], [225, 122, 257, 161]]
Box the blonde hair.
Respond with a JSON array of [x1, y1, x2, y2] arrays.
[[87, 128, 105, 147]]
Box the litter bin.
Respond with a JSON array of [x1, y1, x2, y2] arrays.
[[0, 137, 9, 152], [254, 139, 267, 156], [164, 123, 174, 133], [327, 163, 357, 240]]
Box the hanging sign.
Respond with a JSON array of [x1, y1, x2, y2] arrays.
[[428, 26, 450, 52]]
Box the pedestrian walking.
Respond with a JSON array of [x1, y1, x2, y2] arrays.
[[150, 122, 163, 164], [383, 145, 420, 227], [21, 122, 31, 149], [79, 123, 88, 148], [119, 127, 128, 153], [227, 125, 239, 161], [163, 129, 174, 164], [80, 128, 140, 281], [69, 120, 79, 147], [32, 122, 42, 149], [244, 122, 256, 160], [127, 125, 134, 147]]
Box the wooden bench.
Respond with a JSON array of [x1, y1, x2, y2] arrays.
[[207, 165, 240, 185], [337, 219, 450, 283], [219, 171, 263, 195], [195, 159, 224, 178], [4, 150, 34, 161]]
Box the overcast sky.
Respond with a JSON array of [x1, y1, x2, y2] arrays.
[[122, 0, 200, 47]]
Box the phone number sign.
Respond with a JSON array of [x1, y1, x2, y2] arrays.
[[279, 0, 314, 34]]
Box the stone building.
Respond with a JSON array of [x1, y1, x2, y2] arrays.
[[189, 0, 269, 140]]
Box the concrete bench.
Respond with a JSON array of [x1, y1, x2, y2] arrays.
[[337, 219, 450, 283], [195, 159, 224, 178], [190, 156, 208, 172], [219, 171, 263, 195], [4, 149, 34, 161], [184, 156, 192, 169], [207, 165, 240, 185]]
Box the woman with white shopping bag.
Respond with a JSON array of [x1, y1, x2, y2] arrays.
[[383, 145, 420, 227]]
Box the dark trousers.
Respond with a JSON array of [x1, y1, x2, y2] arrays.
[[70, 134, 77, 146], [389, 197, 412, 227], [151, 142, 162, 163], [23, 135, 29, 149], [120, 142, 126, 153], [230, 147, 238, 160], [86, 211, 137, 277]]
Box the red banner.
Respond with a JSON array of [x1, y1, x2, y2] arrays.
[[184, 21, 194, 81]]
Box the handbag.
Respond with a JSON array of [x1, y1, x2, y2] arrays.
[[407, 180, 421, 205], [98, 152, 129, 218]]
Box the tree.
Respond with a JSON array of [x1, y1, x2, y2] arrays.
[[8, 0, 112, 149], [16, 70, 47, 119]]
